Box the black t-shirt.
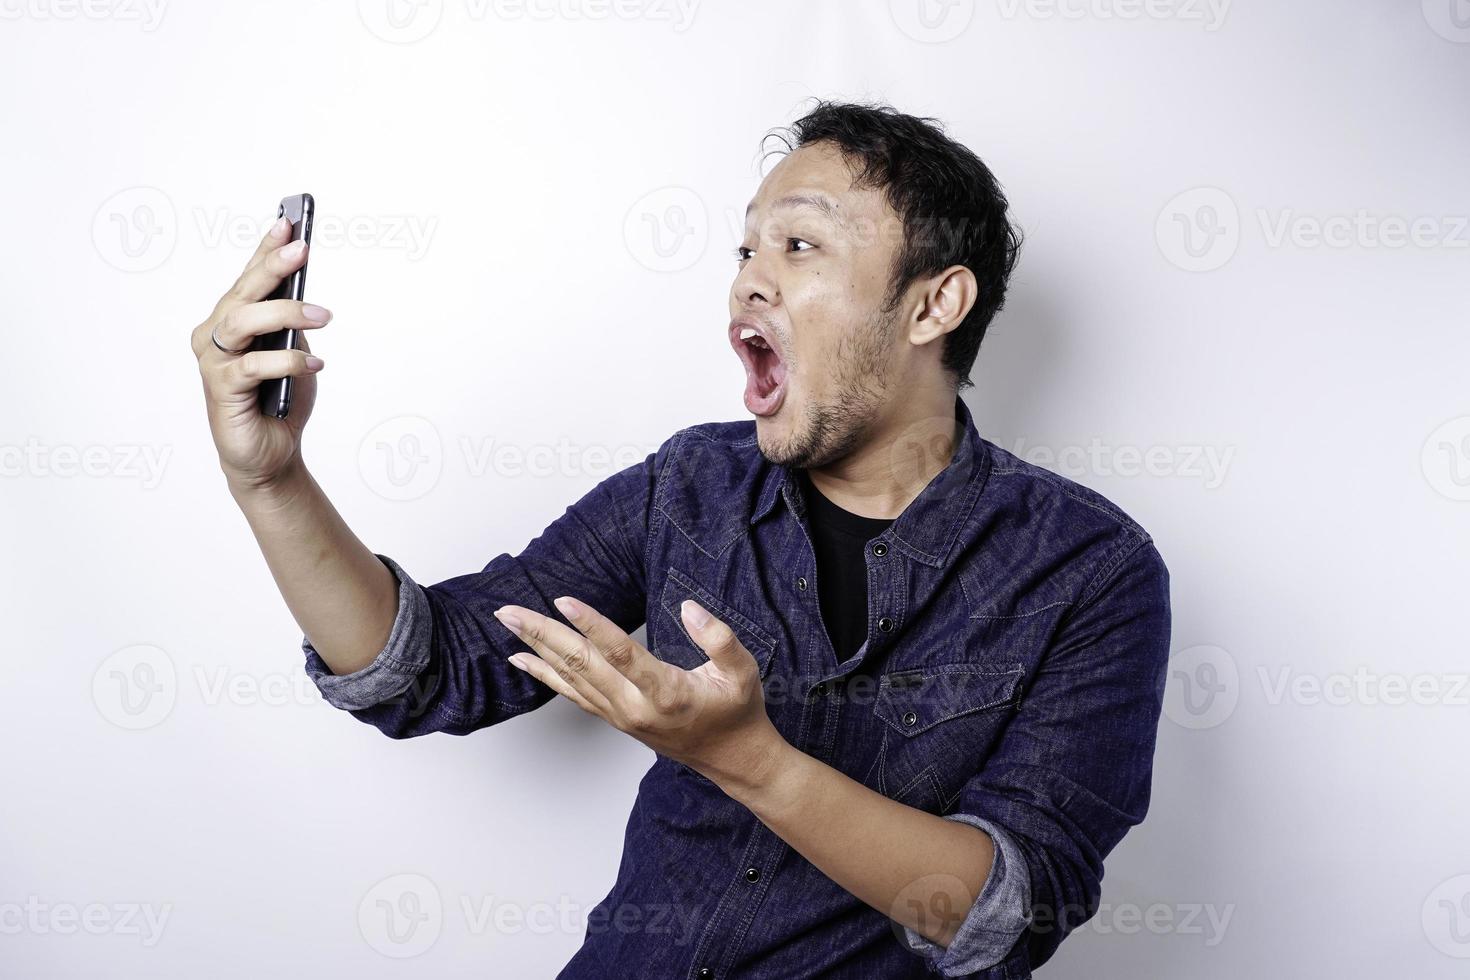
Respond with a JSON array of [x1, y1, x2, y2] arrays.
[[797, 470, 895, 664]]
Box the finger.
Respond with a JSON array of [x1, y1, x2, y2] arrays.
[[225, 237, 309, 306], [552, 596, 668, 694], [508, 653, 603, 716], [242, 215, 291, 273], [215, 348, 323, 396], [210, 300, 332, 356], [680, 600, 754, 673], [493, 607, 627, 711]]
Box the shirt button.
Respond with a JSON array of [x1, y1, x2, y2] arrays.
[[872, 542, 888, 557], [877, 616, 895, 633], [745, 867, 760, 882], [796, 575, 808, 591], [696, 969, 714, 980], [814, 681, 829, 697], [902, 710, 918, 727]]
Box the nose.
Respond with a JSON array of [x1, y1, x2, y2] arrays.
[[732, 249, 777, 310]]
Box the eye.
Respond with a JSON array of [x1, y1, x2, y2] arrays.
[[733, 239, 815, 263]]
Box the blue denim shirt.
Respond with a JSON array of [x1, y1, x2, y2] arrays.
[[303, 396, 1171, 979]]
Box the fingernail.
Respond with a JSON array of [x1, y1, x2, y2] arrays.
[[302, 304, 331, 323], [304, 356, 324, 371], [554, 596, 582, 621], [268, 216, 287, 238], [282, 240, 305, 258], [508, 653, 527, 670], [495, 609, 523, 634], [681, 599, 710, 629]]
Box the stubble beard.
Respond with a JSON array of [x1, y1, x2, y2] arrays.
[[757, 301, 899, 471]]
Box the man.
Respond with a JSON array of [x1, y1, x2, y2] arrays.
[[191, 101, 1171, 979]]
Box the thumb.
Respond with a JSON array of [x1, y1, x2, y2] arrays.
[[681, 600, 751, 671]]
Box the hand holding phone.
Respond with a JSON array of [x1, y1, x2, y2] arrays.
[[190, 192, 329, 494]]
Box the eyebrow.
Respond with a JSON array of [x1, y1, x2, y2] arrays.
[[745, 193, 845, 225]]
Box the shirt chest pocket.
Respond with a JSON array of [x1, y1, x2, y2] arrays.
[[870, 663, 1025, 813], [652, 566, 779, 677]]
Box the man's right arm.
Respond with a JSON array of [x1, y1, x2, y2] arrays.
[[195, 217, 670, 741], [193, 216, 408, 692], [229, 459, 401, 680], [285, 442, 669, 739]]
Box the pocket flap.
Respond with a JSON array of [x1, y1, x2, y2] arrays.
[[657, 567, 777, 673], [874, 664, 1024, 736]]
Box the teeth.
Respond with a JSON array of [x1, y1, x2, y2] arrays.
[[739, 326, 771, 350]]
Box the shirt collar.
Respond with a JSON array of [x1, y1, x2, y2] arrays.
[[749, 395, 992, 568]]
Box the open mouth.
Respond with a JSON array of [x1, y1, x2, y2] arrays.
[[729, 318, 788, 417]]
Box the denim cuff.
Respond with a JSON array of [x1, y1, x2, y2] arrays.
[[302, 553, 433, 711], [900, 813, 1032, 976]]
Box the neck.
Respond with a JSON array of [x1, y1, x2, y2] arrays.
[[806, 382, 961, 520]]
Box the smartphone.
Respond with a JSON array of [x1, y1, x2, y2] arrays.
[[255, 193, 315, 418]]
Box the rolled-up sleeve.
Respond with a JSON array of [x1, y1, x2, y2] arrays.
[[899, 814, 1033, 976], [948, 536, 1172, 972], [300, 438, 672, 740], [303, 553, 432, 711]]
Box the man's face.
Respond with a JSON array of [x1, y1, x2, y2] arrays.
[[729, 141, 909, 469]]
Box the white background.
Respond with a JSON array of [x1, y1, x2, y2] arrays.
[[3, 1, 1468, 976]]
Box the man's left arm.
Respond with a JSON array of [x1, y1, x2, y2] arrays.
[[492, 596, 1022, 958], [717, 729, 1029, 960]]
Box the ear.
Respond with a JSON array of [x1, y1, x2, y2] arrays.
[[905, 265, 978, 349]]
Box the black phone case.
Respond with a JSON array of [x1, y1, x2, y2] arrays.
[[255, 193, 314, 418]]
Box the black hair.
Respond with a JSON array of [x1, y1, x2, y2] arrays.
[[763, 100, 1022, 388]]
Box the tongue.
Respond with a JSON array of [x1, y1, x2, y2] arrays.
[[743, 356, 787, 417]]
